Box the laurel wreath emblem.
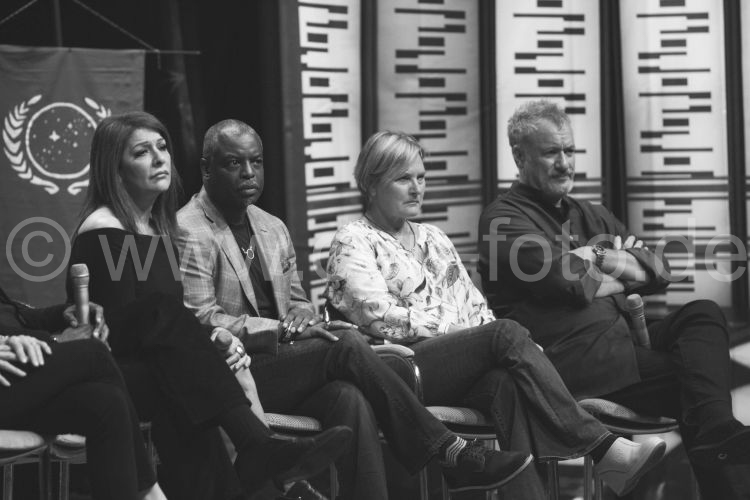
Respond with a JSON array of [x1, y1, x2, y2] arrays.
[[2, 95, 110, 195]]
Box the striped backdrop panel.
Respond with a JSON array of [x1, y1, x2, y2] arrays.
[[377, 0, 483, 271], [495, 0, 602, 202], [298, 0, 363, 306], [620, 0, 731, 314]]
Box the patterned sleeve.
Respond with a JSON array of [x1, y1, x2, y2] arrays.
[[431, 228, 495, 325], [325, 224, 446, 342]]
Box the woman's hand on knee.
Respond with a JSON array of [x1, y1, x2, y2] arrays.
[[6, 335, 51, 367], [0, 344, 26, 386]]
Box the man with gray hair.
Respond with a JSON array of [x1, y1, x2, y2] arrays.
[[478, 99, 750, 498]]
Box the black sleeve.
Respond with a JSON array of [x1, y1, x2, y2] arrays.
[[68, 231, 139, 313]]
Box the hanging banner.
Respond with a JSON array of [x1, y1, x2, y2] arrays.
[[496, 0, 601, 201], [297, 1, 362, 307], [620, 1, 730, 313], [377, 0, 483, 265], [0, 45, 145, 304]]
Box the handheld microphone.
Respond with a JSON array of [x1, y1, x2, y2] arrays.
[[70, 263, 90, 326], [626, 294, 650, 349]]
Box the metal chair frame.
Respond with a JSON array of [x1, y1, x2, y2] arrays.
[[0, 430, 49, 500], [577, 398, 699, 500], [1, 422, 158, 500], [259, 343, 419, 499], [373, 342, 561, 500], [265, 413, 339, 498]]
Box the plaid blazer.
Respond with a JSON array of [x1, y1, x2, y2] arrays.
[[176, 188, 314, 355]]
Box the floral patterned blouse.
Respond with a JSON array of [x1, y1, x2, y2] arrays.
[[325, 218, 495, 342]]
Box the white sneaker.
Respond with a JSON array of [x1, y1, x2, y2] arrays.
[[594, 436, 666, 497]]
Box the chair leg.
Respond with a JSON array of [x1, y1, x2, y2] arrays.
[[594, 476, 604, 500], [39, 450, 50, 500], [692, 475, 701, 500], [3, 464, 13, 500], [418, 467, 430, 500], [546, 460, 559, 500], [583, 455, 593, 500], [441, 474, 450, 500], [329, 464, 338, 499], [58, 462, 69, 500]]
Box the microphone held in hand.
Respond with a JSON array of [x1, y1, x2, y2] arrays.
[[626, 294, 650, 349], [70, 263, 90, 326]]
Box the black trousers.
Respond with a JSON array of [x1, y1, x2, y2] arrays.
[[0, 339, 155, 500], [109, 293, 250, 500], [601, 300, 750, 499]]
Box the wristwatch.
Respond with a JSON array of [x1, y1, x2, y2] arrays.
[[592, 244, 607, 269]]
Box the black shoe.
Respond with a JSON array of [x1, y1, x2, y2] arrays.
[[441, 440, 533, 493], [236, 425, 352, 495], [277, 480, 329, 500], [689, 422, 750, 466]]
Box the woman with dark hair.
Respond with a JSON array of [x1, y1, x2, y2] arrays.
[[326, 131, 667, 499], [69, 111, 351, 499], [0, 288, 166, 500], [81, 110, 183, 241]]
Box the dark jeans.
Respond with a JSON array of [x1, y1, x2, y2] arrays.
[[601, 300, 750, 499], [295, 381, 385, 500], [0, 339, 155, 500], [250, 331, 453, 498], [412, 320, 609, 499]]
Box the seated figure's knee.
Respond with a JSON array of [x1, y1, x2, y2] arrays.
[[76, 337, 112, 356], [678, 300, 729, 343], [335, 329, 371, 351], [686, 299, 725, 321], [323, 380, 369, 406], [492, 319, 534, 345]]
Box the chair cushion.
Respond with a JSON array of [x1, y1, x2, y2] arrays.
[[578, 398, 676, 425], [53, 434, 86, 448], [267, 413, 323, 433], [427, 406, 491, 426], [49, 434, 87, 462], [578, 398, 679, 434], [371, 344, 415, 358], [0, 430, 46, 451]]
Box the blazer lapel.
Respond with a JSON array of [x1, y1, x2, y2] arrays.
[[247, 206, 291, 317], [220, 229, 260, 315], [198, 190, 259, 315]]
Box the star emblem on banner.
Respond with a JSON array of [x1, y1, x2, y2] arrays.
[[2, 95, 110, 195]]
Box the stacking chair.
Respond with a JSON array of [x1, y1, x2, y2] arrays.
[[48, 434, 86, 500], [371, 341, 538, 500], [0, 430, 49, 500], [576, 398, 697, 500], [48, 423, 157, 500], [263, 343, 432, 499], [265, 413, 339, 498]]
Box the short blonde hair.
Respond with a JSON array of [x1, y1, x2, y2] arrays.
[[354, 131, 424, 208]]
